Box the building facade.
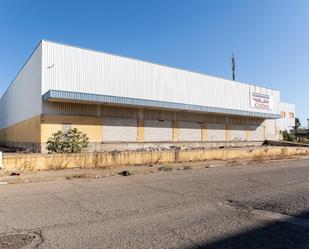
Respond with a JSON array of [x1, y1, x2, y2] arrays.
[[276, 102, 296, 132], [0, 40, 293, 152]]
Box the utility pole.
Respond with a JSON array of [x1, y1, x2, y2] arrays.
[[231, 53, 236, 81]]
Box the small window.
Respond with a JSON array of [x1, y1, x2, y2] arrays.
[[280, 111, 286, 118], [289, 112, 294, 119], [62, 123, 71, 132]]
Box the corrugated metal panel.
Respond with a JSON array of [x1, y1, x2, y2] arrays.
[[249, 126, 265, 141], [42, 40, 280, 118], [103, 117, 137, 142], [0, 43, 42, 129], [230, 125, 247, 141], [42, 102, 98, 116], [207, 123, 226, 141], [178, 121, 201, 141], [144, 120, 172, 142]]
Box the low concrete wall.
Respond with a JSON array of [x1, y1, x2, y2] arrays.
[[40, 141, 264, 153], [2, 147, 309, 172], [78, 141, 263, 152]]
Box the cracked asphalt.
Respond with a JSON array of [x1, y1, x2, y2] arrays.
[[1, 159, 309, 248]]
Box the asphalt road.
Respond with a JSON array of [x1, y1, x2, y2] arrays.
[[1, 159, 309, 249]]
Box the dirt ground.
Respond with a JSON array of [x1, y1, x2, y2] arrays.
[[1, 155, 309, 185]]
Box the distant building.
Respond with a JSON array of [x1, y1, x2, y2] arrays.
[[0, 40, 295, 152], [276, 102, 296, 139]]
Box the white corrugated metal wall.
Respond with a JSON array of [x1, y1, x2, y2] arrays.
[[0, 43, 42, 129], [42, 40, 280, 117]]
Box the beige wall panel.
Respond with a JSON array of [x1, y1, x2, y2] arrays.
[[41, 115, 102, 143], [0, 115, 41, 143], [41, 123, 62, 142]]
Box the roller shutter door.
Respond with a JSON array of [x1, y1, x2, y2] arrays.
[[249, 126, 265, 141], [178, 121, 201, 141], [207, 123, 226, 141], [230, 125, 247, 141], [144, 120, 172, 142], [103, 117, 137, 142]]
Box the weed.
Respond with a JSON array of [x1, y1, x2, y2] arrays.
[[65, 174, 88, 180], [158, 166, 173, 172]]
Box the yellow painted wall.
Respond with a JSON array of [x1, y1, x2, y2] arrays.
[[172, 121, 179, 142], [137, 119, 145, 142], [225, 124, 231, 142], [246, 126, 250, 142], [201, 124, 207, 142], [0, 115, 41, 143], [41, 115, 103, 143]]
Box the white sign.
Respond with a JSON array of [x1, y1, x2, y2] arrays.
[[250, 92, 273, 110]]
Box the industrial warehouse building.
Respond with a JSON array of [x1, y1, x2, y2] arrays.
[[0, 40, 295, 152]]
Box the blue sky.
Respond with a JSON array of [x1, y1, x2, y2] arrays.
[[0, 0, 308, 125]]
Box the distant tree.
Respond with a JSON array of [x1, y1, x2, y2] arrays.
[[295, 118, 301, 130], [293, 118, 301, 141], [47, 128, 89, 153]]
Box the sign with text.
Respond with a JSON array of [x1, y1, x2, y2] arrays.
[[250, 92, 273, 110]]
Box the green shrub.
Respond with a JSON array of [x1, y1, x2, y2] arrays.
[[47, 128, 89, 153], [282, 130, 294, 142]]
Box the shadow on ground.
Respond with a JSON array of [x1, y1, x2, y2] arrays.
[[186, 210, 309, 249]]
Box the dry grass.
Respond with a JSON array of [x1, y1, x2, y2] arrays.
[[47, 155, 70, 170], [18, 159, 35, 171], [252, 149, 268, 162]]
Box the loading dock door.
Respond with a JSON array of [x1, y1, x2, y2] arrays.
[[207, 123, 226, 141], [103, 117, 137, 142], [144, 120, 173, 142], [178, 121, 201, 141]]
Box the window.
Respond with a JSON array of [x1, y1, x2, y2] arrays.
[[289, 112, 294, 119], [280, 111, 286, 118]]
